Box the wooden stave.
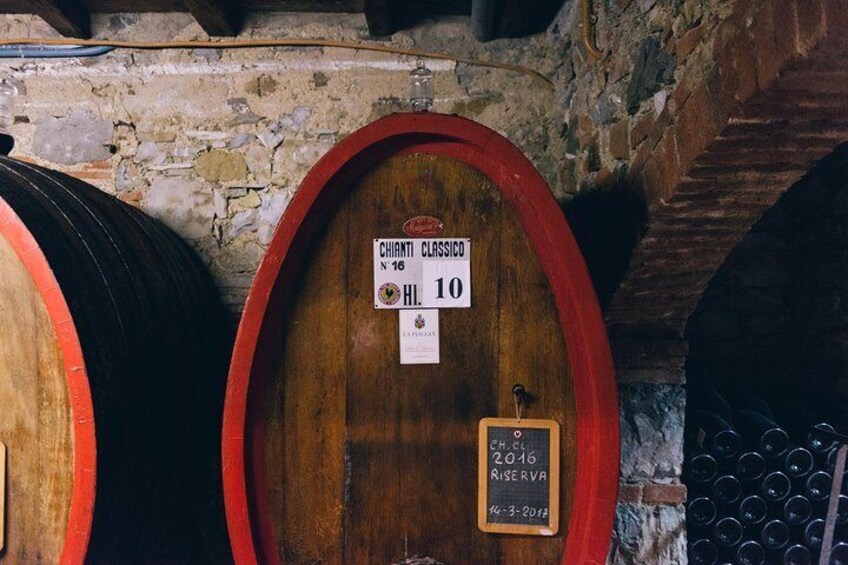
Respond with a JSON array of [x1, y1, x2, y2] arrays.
[[52, 168, 234, 562], [0, 157, 231, 564], [27, 161, 233, 563]]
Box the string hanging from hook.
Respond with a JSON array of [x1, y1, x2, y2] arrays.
[[513, 384, 525, 423]]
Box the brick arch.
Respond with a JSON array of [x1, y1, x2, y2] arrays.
[[606, 0, 848, 387]]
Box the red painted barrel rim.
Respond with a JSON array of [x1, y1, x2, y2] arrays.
[[0, 197, 96, 565], [222, 112, 619, 565]]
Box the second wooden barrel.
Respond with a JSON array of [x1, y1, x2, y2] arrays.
[[0, 157, 231, 564], [223, 113, 619, 564]]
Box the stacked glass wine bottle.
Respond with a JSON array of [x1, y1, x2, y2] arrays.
[[685, 383, 848, 565]]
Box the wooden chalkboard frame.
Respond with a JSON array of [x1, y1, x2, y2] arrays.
[[478, 418, 560, 536], [223, 113, 620, 565]]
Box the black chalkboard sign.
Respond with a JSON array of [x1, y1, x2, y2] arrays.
[[477, 418, 560, 535]]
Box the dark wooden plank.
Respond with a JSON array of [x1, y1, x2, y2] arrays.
[[241, 0, 361, 11], [343, 154, 501, 564], [76, 0, 180, 11], [264, 206, 349, 563], [363, 0, 392, 36], [245, 0, 467, 14], [181, 0, 240, 36], [496, 203, 576, 563], [395, 155, 501, 563], [343, 156, 404, 564], [471, 0, 497, 41], [28, 0, 90, 38], [1, 0, 471, 14], [495, 0, 565, 38]]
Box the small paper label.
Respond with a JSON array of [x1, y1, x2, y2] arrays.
[[399, 309, 440, 364], [422, 260, 471, 308]]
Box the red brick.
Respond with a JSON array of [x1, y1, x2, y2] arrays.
[[675, 82, 722, 172], [642, 484, 688, 505], [824, 0, 848, 37], [70, 170, 112, 180], [675, 22, 707, 63], [595, 166, 615, 187], [642, 130, 679, 204], [751, 0, 794, 90], [577, 114, 596, 146], [118, 191, 142, 207], [711, 9, 747, 55], [670, 68, 698, 112], [618, 484, 643, 503], [718, 29, 759, 110], [609, 119, 630, 160], [629, 111, 654, 149], [86, 159, 112, 169], [794, 0, 826, 53], [628, 141, 651, 183]]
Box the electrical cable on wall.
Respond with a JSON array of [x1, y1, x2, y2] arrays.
[[0, 37, 553, 87], [0, 45, 114, 58]]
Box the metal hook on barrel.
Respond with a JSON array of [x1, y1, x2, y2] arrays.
[[513, 384, 526, 423]]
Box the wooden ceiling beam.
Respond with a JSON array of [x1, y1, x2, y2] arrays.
[[29, 0, 90, 39], [364, 0, 393, 36], [182, 0, 241, 36]]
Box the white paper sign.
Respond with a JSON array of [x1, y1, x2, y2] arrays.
[[399, 310, 440, 364], [374, 238, 471, 309], [422, 260, 471, 308]]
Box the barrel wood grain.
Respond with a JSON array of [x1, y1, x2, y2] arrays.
[[223, 113, 619, 565], [0, 234, 73, 564], [257, 154, 576, 564], [264, 206, 349, 564], [496, 206, 575, 562]]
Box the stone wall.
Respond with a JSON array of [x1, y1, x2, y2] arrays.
[[0, 6, 727, 565], [0, 11, 562, 316], [545, 1, 848, 562], [5, 3, 846, 563], [549, 0, 848, 562]]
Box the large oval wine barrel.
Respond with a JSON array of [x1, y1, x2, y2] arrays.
[[222, 113, 618, 564], [0, 157, 231, 564]]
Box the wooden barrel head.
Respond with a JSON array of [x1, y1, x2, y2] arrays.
[[263, 153, 576, 563], [224, 113, 618, 565], [0, 232, 73, 563]]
